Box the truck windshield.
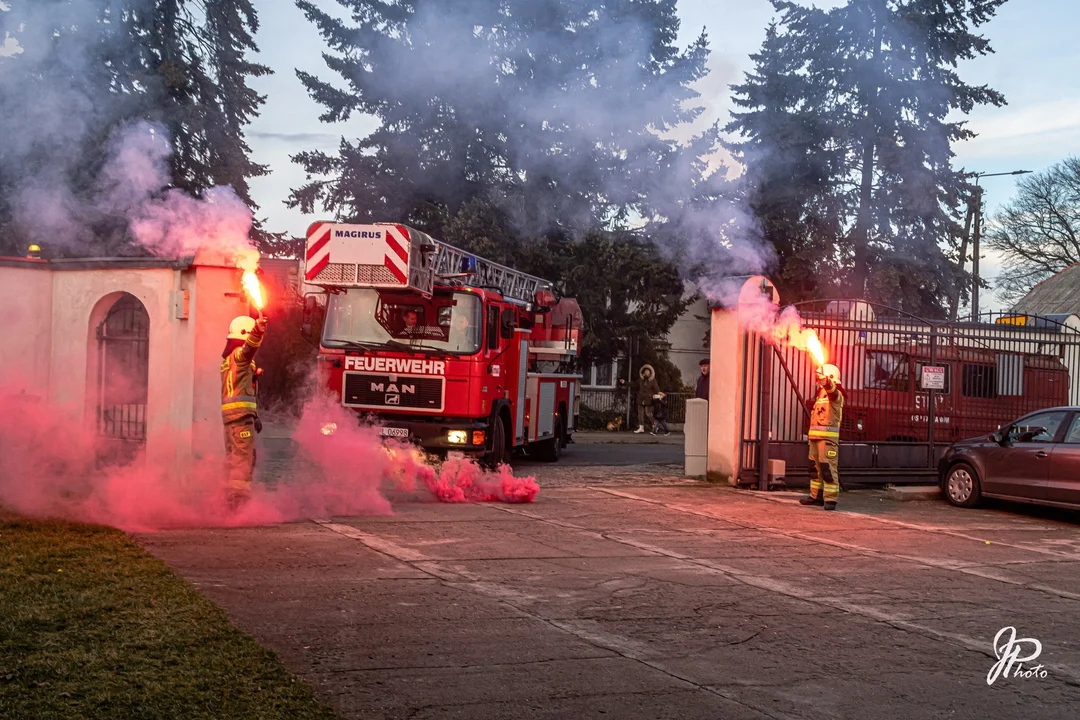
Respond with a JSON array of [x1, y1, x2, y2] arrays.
[[323, 288, 482, 355]]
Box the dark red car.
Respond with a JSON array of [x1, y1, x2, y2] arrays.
[[939, 406, 1080, 509]]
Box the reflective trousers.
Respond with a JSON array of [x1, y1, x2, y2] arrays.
[[808, 440, 839, 503], [224, 418, 256, 500]]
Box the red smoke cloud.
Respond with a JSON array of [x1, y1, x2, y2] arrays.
[[0, 387, 538, 532]]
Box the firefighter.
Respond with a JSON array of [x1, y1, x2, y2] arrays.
[[801, 363, 844, 511], [221, 314, 268, 510]]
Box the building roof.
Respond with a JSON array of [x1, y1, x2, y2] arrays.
[[0, 256, 194, 271], [1011, 263, 1080, 316]]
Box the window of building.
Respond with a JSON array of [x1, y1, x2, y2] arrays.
[[584, 360, 620, 388]]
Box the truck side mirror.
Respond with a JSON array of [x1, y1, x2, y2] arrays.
[[500, 308, 515, 339], [301, 293, 323, 346]]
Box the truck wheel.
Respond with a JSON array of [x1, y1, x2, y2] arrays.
[[483, 416, 507, 469], [539, 418, 563, 462]]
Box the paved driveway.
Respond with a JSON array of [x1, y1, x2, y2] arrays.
[[141, 478, 1080, 719]]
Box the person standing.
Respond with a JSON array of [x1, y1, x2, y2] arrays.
[[801, 363, 844, 511], [651, 392, 670, 436], [634, 365, 660, 434], [695, 358, 710, 402], [221, 314, 268, 511]]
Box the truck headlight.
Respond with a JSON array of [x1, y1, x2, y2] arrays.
[[321, 422, 337, 436], [856, 419, 864, 432], [447, 430, 468, 444]]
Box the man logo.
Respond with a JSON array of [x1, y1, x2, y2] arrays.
[[370, 382, 416, 394], [385, 394, 401, 405]]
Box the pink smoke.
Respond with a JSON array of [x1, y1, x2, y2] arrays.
[[0, 388, 538, 533]]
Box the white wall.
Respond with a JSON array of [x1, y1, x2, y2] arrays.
[[0, 263, 53, 395], [0, 258, 250, 476], [664, 281, 709, 387]]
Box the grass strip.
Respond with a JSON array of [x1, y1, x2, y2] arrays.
[[0, 516, 338, 720]]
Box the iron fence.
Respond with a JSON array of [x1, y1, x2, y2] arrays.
[[580, 388, 691, 425], [740, 301, 1080, 485]]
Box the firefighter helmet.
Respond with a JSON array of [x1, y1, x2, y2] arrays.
[[821, 363, 842, 385], [227, 316, 256, 341]]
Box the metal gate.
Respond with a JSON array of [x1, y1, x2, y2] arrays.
[[739, 300, 1080, 486], [97, 294, 150, 450]]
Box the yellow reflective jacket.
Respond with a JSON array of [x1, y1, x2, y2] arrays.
[[809, 378, 843, 442], [221, 324, 264, 424]]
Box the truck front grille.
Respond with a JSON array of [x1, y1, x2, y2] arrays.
[[342, 372, 444, 411]]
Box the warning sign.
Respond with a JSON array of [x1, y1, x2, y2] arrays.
[[921, 365, 947, 391]]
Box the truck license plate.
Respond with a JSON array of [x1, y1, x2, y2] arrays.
[[379, 427, 409, 438]]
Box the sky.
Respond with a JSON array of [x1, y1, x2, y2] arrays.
[[244, 0, 1080, 313]]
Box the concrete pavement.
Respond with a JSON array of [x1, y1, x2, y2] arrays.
[[140, 477, 1080, 719]]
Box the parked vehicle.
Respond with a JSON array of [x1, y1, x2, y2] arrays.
[[843, 346, 1069, 444], [301, 222, 582, 465], [939, 406, 1080, 509]]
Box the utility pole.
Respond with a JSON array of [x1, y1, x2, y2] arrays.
[[949, 200, 976, 322], [959, 169, 1032, 321], [971, 183, 984, 319]]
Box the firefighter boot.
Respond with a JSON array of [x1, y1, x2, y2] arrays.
[[824, 501, 837, 511], [803, 456, 824, 505], [227, 492, 250, 514]]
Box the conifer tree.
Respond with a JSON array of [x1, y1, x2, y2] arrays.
[[0, 0, 272, 256], [729, 0, 1007, 315]]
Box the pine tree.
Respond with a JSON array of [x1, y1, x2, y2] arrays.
[[725, 23, 845, 303], [290, 0, 713, 238], [0, 0, 272, 256], [292, 0, 717, 377], [729, 0, 1008, 315]]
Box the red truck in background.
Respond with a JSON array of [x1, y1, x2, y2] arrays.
[[302, 222, 581, 465], [840, 344, 1069, 444]]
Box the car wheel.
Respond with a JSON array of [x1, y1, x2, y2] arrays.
[[944, 463, 981, 508]]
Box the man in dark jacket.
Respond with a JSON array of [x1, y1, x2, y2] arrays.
[[695, 358, 710, 402]]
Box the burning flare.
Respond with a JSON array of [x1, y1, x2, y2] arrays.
[[804, 331, 826, 367], [242, 270, 265, 311]]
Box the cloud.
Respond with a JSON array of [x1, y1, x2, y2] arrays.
[[249, 131, 341, 145], [956, 98, 1080, 164]]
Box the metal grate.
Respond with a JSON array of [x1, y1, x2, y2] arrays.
[[342, 372, 444, 411], [97, 294, 150, 443]]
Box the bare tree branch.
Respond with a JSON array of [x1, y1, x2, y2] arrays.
[[987, 156, 1080, 304]]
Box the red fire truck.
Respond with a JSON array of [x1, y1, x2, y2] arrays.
[[302, 221, 582, 465], [840, 344, 1070, 444]]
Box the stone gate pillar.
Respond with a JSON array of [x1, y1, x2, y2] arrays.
[[706, 276, 777, 485]]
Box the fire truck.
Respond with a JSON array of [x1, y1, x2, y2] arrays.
[[302, 221, 582, 465], [839, 344, 1070, 444]]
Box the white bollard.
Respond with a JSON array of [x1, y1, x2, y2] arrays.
[[684, 398, 708, 477]]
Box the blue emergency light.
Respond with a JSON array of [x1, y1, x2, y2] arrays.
[[460, 256, 478, 273]]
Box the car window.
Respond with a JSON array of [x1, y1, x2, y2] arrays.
[[1008, 411, 1067, 443], [1064, 415, 1080, 444]]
